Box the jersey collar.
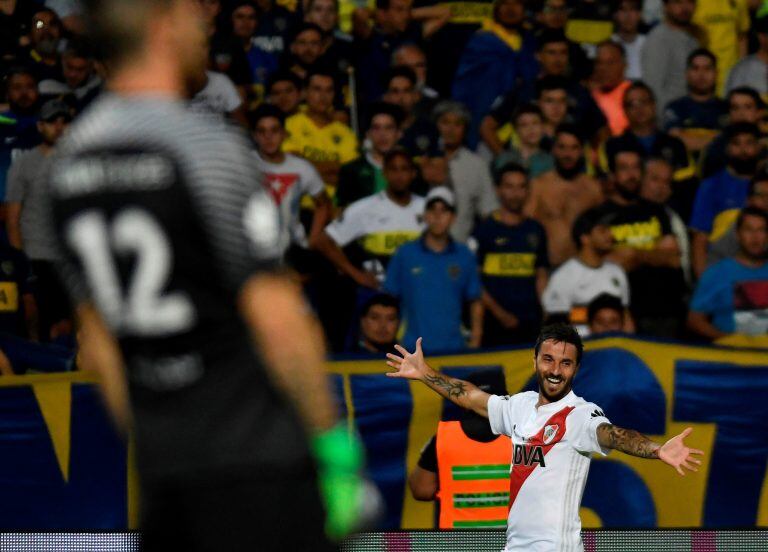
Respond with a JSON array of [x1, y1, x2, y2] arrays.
[[536, 390, 576, 411], [419, 233, 457, 254]]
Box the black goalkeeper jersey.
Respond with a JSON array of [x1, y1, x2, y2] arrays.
[[44, 95, 311, 480]]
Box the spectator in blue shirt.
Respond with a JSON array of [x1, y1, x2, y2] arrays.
[[690, 122, 762, 278], [384, 187, 482, 352], [688, 207, 768, 340], [473, 163, 549, 346]]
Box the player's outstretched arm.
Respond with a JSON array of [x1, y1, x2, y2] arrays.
[[597, 424, 704, 476], [386, 338, 491, 417]]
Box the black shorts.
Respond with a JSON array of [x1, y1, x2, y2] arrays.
[[140, 469, 336, 552]]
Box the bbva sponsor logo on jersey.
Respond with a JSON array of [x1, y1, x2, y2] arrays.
[[543, 424, 559, 445], [513, 444, 546, 468]]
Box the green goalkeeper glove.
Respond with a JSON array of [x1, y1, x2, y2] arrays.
[[759, 1, 768, 19], [311, 422, 367, 540]]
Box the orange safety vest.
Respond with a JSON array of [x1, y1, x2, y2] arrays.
[[435, 420, 512, 529]]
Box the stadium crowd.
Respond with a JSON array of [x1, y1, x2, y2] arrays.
[[1, 0, 768, 371]]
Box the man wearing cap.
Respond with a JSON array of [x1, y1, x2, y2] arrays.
[[384, 187, 483, 351], [6, 99, 73, 341]]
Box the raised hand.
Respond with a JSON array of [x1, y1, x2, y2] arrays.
[[659, 427, 704, 476], [385, 338, 427, 380]]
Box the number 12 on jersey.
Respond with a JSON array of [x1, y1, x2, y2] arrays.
[[65, 208, 196, 337]]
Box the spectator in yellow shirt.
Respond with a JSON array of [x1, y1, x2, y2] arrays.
[[693, 0, 750, 94], [282, 69, 359, 199]]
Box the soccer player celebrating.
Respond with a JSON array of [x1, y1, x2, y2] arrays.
[[45, 0, 364, 550], [386, 324, 702, 551]]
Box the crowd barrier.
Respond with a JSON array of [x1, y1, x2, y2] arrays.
[[0, 336, 766, 530]]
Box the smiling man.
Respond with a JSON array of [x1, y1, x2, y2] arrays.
[[386, 323, 703, 552]]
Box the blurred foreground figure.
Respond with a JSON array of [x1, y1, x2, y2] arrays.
[[43, 1, 367, 549]]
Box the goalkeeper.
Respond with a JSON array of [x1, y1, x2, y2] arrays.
[[49, 1, 366, 550]]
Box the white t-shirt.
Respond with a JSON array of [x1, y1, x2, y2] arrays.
[[488, 391, 611, 552], [542, 258, 630, 336], [325, 191, 425, 278], [254, 152, 324, 251], [190, 71, 242, 116]]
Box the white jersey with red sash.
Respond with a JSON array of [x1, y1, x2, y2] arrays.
[[487, 390, 610, 552]]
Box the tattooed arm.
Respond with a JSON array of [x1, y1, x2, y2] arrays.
[[596, 424, 660, 458], [386, 338, 491, 417], [597, 423, 704, 476], [421, 370, 491, 416]]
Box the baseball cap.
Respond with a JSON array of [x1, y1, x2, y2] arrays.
[[425, 186, 456, 212], [39, 99, 73, 123]]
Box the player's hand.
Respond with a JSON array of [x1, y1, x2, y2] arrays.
[[386, 338, 427, 380], [658, 427, 704, 476]]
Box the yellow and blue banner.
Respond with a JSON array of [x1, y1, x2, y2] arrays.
[[0, 371, 134, 528], [0, 336, 767, 530]]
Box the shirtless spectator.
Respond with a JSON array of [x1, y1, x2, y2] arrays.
[[525, 124, 603, 266]]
